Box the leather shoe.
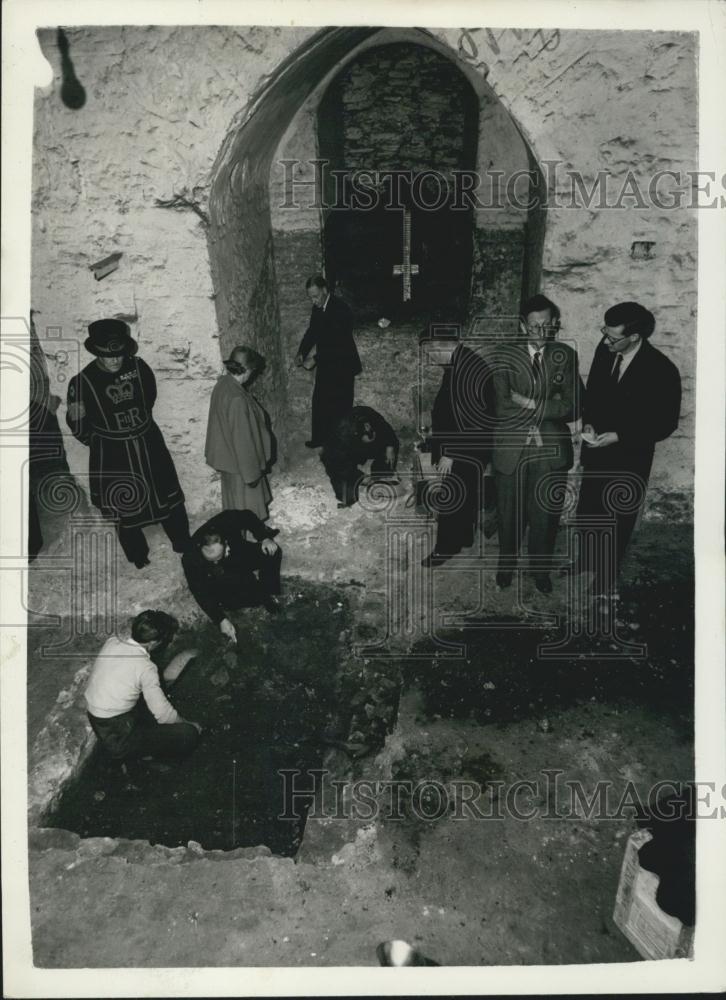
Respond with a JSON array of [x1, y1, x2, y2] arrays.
[[305, 440, 322, 448], [483, 513, 499, 539], [534, 574, 553, 594], [134, 557, 150, 569], [421, 551, 451, 568], [496, 571, 512, 589], [263, 595, 281, 615]]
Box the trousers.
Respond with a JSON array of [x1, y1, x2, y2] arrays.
[[88, 703, 199, 761], [434, 459, 495, 556], [495, 446, 568, 574], [311, 373, 355, 445], [322, 445, 398, 507], [116, 503, 191, 565], [575, 469, 646, 593]]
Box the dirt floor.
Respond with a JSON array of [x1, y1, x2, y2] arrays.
[[43, 582, 353, 855], [26, 441, 694, 967], [29, 685, 691, 967]]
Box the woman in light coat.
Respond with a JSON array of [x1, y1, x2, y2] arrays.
[[204, 345, 275, 521]]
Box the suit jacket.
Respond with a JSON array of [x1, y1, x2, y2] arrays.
[[323, 405, 398, 468], [492, 340, 583, 475], [581, 338, 681, 479], [352, 406, 398, 456], [430, 344, 496, 464], [182, 509, 277, 623], [205, 373, 273, 483], [298, 295, 362, 378]]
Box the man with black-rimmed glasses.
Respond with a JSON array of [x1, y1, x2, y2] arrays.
[[574, 301, 681, 602]]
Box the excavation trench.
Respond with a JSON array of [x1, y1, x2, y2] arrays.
[[42, 579, 380, 857], [36, 534, 694, 860]]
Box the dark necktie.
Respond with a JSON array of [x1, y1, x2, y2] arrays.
[[610, 353, 623, 383], [532, 351, 543, 398]]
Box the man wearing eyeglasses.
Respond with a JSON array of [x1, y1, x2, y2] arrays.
[[574, 301, 681, 601], [492, 294, 584, 593]]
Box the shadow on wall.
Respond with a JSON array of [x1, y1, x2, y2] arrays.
[[207, 28, 378, 468], [29, 312, 89, 559]]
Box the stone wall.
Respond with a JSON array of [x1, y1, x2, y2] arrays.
[[268, 109, 325, 447], [32, 25, 697, 516], [267, 33, 531, 445], [312, 40, 531, 320], [33, 25, 314, 511], [316, 43, 476, 319], [328, 42, 477, 177], [429, 26, 697, 510]]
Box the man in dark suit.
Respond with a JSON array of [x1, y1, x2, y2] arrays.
[[181, 509, 282, 644], [422, 331, 497, 567], [575, 301, 681, 599], [492, 294, 584, 593], [295, 274, 362, 448], [321, 405, 399, 508]]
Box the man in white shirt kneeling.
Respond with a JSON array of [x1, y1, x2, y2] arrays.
[[85, 610, 202, 761]]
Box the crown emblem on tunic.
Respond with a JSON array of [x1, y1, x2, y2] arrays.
[[105, 381, 135, 404]]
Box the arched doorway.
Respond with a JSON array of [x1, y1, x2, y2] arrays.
[[207, 27, 545, 460], [317, 41, 479, 322]]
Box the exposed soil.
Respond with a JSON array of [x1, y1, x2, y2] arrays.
[[407, 576, 693, 736], [28, 499, 696, 968], [43, 580, 352, 855]]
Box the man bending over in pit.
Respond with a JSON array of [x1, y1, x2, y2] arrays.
[[84, 610, 202, 762], [321, 405, 399, 508], [182, 508, 282, 644]]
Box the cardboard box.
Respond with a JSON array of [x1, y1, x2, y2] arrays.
[[613, 828, 694, 960]]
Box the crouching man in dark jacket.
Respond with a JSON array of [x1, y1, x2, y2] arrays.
[[182, 509, 282, 643], [321, 405, 399, 508]]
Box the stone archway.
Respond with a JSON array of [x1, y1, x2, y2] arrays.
[[316, 40, 480, 322], [207, 26, 546, 461]]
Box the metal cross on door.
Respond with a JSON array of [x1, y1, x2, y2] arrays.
[[392, 207, 420, 302]]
